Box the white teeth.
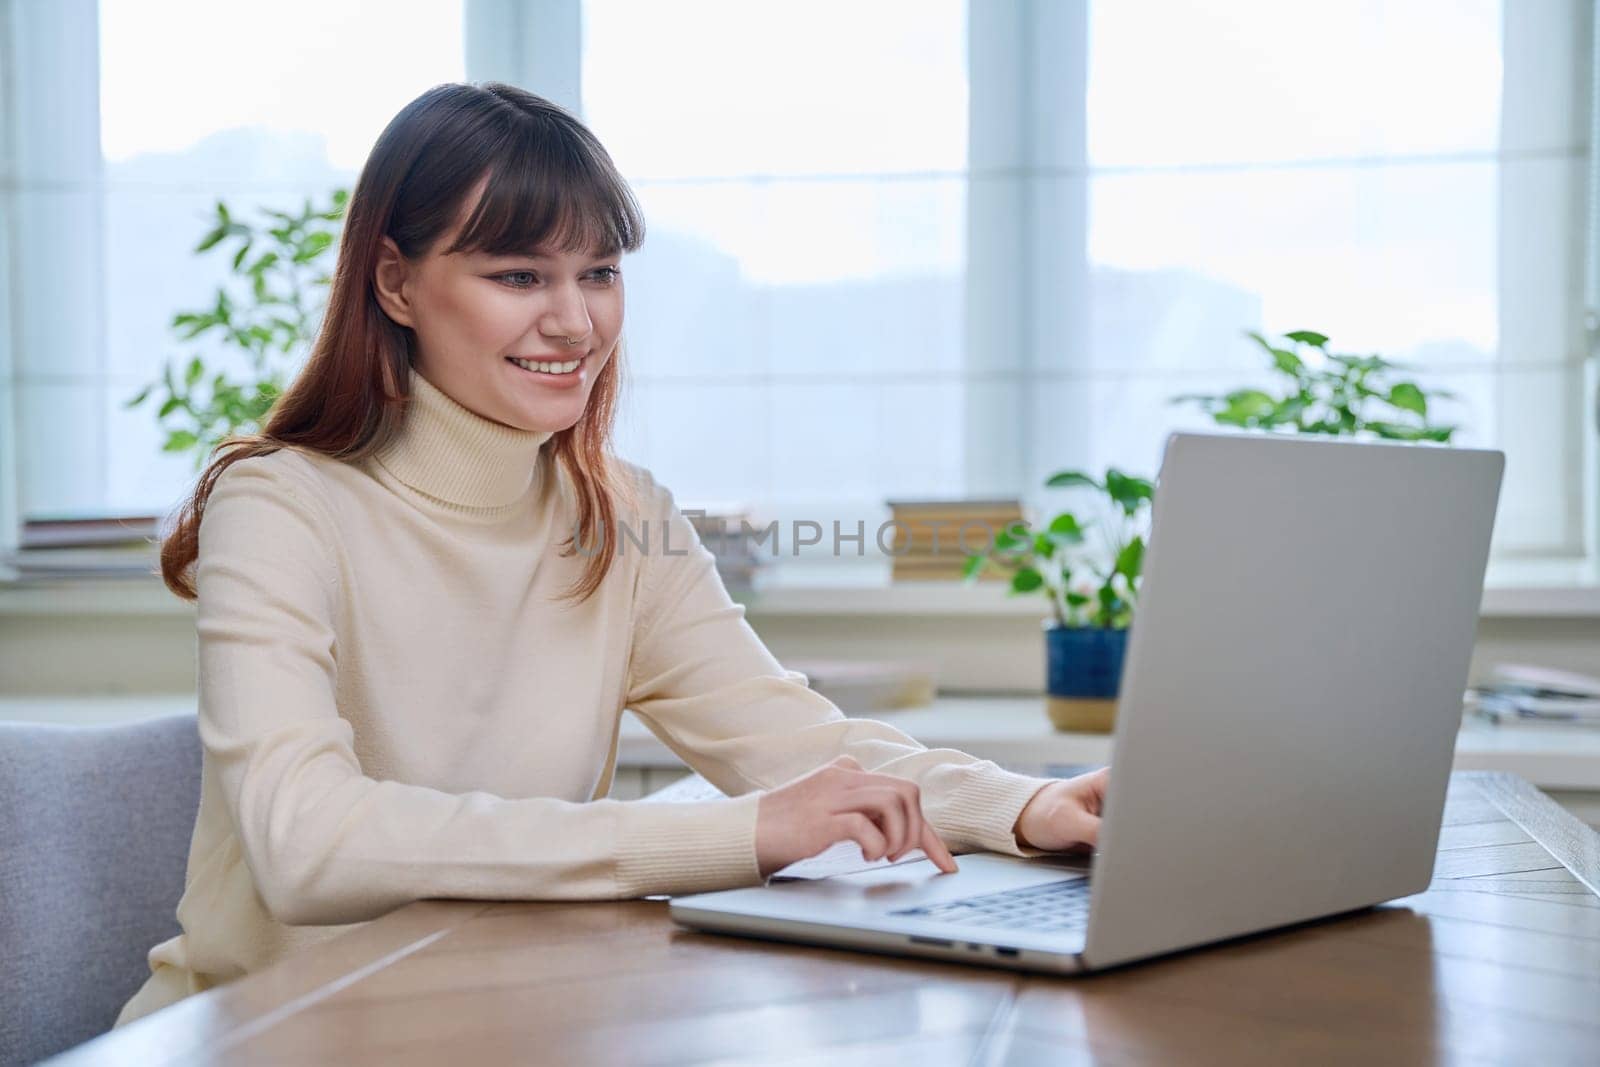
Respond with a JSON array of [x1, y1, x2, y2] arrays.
[[509, 356, 581, 375]]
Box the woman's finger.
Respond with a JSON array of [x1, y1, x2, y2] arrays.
[[843, 786, 915, 860], [835, 812, 889, 862], [889, 781, 941, 866], [883, 780, 929, 861], [843, 775, 928, 859], [918, 821, 959, 874], [1080, 767, 1110, 810]]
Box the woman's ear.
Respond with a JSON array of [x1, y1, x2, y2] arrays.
[[373, 237, 416, 328]]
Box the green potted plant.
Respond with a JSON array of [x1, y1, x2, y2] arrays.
[[963, 468, 1154, 733], [124, 189, 349, 467], [1171, 329, 1458, 443]]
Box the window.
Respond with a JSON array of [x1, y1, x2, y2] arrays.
[[581, 0, 971, 546], [4, 0, 465, 525], [580, 0, 1598, 573], [1063, 0, 1590, 565], [3, 0, 1595, 583]]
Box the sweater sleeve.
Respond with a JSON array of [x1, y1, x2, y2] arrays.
[[623, 472, 1057, 859], [195, 455, 762, 928]]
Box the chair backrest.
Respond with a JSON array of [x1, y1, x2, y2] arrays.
[[0, 713, 200, 1066]]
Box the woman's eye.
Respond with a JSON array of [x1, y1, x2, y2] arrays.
[[498, 271, 538, 288], [589, 267, 621, 284]]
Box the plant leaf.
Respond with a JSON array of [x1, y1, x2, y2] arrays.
[[1045, 470, 1101, 491], [1114, 536, 1145, 580], [1213, 389, 1277, 427], [1388, 382, 1427, 416], [993, 524, 1029, 552], [1284, 330, 1329, 347], [1011, 567, 1045, 593], [1269, 346, 1303, 375], [1046, 512, 1085, 544], [1105, 469, 1155, 515], [195, 226, 226, 253]]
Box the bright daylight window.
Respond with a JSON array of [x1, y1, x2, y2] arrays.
[[6, 0, 1595, 584], [581, 0, 971, 535], [1073, 0, 1590, 569], [584, 0, 1596, 576], [13, 0, 464, 520]]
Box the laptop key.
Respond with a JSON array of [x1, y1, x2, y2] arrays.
[[890, 878, 1091, 932]]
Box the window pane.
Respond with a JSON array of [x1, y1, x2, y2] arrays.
[[1084, 161, 1501, 366], [582, 0, 968, 179], [1040, 0, 1591, 562], [1086, 0, 1505, 168], [100, 1, 464, 174], [92, 0, 464, 517], [585, 1, 970, 526]]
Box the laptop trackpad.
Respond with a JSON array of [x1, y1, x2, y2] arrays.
[[762, 852, 1090, 915], [772, 840, 1094, 883]]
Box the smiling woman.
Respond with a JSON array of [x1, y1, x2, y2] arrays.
[[158, 82, 645, 605], [371, 178, 632, 440], [110, 82, 1106, 1028]]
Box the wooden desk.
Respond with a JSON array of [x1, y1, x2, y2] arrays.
[[55, 773, 1600, 1066]]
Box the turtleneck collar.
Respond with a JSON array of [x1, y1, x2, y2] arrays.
[[371, 365, 555, 510]]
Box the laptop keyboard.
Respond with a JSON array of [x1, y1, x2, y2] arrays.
[[890, 877, 1091, 933]]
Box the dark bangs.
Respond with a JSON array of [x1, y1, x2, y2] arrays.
[[443, 113, 644, 261]]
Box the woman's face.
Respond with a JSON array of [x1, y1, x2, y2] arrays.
[[372, 175, 625, 434]]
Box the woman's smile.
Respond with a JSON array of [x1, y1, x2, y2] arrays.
[[505, 352, 588, 388]]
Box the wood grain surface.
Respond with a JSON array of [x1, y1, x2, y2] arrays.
[[52, 772, 1600, 1066]]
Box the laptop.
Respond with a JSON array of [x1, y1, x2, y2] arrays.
[[669, 431, 1505, 974]]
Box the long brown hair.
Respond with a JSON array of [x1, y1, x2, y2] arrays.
[[159, 82, 645, 605]]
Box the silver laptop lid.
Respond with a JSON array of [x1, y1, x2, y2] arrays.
[[1085, 431, 1503, 969]]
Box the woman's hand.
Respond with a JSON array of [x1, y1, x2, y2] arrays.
[[1013, 767, 1110, 853], [755, 756, 960, 879]]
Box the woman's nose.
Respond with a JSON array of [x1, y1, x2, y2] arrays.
[[540, 282, 592, 342]]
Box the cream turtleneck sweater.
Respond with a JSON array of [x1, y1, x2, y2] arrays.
[[115, 366, 1055, 1026]]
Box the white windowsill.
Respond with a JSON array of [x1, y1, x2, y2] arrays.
[[3, 566, 1600, 620], [5, 693, 1597, 791]]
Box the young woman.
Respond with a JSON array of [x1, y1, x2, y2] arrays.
[[115, 82, 1109, 1026]]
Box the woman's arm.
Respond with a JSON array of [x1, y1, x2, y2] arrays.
[[196, 456, 763, 928], [623, 471, 1065, 860]]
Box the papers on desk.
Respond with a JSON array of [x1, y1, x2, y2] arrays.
[[1470, 663, 1600, 725], [769, 841, 931, 881]]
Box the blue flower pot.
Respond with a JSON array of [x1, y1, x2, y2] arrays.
[[1044, 623, 1129, 733]]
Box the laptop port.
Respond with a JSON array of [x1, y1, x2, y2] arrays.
[[908, 936, 953, 948], [995, 947, 1020, 958]]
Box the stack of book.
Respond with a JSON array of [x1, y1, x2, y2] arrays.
[[1470, 663, 1600, 725], [681, 502, 767, 591], [2, 514, 164, 582], [883, 498, 1027, 582]]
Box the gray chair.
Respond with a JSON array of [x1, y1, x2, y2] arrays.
[[0, 714, 201, 1066]]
